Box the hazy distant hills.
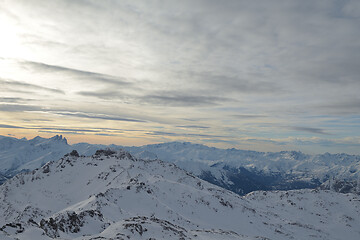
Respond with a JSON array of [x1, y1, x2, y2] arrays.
[[1, 135, 360, 195], [1, 149, 359, 239]]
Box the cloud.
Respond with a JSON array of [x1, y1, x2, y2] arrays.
[[77, 90, 132, 101], [0, 123, 129, 135], [146, 131, 226, 138], [18, 60, 132, 87], [342, 0, 360, 18], [39, 127, 100, 133], [0, 97, 33, 103], [0, 104, 43, 112], [231, 114, 267, 119], [1, 0, 360, 153], [142, 91, 232, 107], [202, 139, 239, 144], [290, 137, 360, 148], [53, 111, 146, 123], [289, 126, 330, 135], [94, 133, 120, 137], [246, 138, 288, 146], [0, 124, 24, 129], [0, 123, 100, 133], [179, 72, 282, 94], [78, 89, 233, 107], [317, 98, 360, 115], [243, 136, 360, 150], [0, 104, 147, 123], [0, 78, 64, 94], [22, 118, 53, 122], [176, 125, 209, 129], [37, 130, 85, 135]]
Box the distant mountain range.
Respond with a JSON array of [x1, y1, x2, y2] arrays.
[[1, 135, 359, 195], [1, 149, 359, 239]]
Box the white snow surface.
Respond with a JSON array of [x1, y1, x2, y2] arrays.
[[0, 149, 359, 240]]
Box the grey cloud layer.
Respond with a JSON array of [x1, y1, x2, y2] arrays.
[[1, 0, 360, 153], [4, 0, 360, 113]]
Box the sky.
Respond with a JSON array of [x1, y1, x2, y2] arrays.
[[0, 0, 360, 154]]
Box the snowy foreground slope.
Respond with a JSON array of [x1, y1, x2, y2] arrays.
[[0, 150, 360, 240]]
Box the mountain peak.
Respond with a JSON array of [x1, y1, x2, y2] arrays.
[[50, 135, 68, 145], [30, 136, 45, 141]]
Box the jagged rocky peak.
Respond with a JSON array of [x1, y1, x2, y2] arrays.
[[94, 148, 135, 160], [50, 135, 68, 144], [29, 135, 68, 146], [94, 148, 117, 157], [62, 150, 80, 158], [69, 150, 79, 157]]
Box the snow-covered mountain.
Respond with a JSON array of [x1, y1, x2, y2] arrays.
[[1, 136, 360, 195], [1, 149, 359, 240], [127, 142, 360, 179], [0, 135, 105, 184], [124, 142, 360, 194], [0, 135, 69, 181]]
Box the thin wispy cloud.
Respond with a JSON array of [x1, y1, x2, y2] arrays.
[[142, 93, 232, 107], [0, 104, 43, 112], [53, 112, 146, 123], [18, 60, 132, 87], [0, 78, 64, 94], [146, 131, 227, 139], [77, 90, 133, 101], [0, 124, 24, 129], [232, 114, 267, 119], [0, 123, 131, 135], [0, 97, 34, 103], [0, 104, 146, 122], [289, 126, 330, 135], [176, 125, 210, 129]]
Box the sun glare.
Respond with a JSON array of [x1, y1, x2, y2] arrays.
[[0, 20, 26, 59]]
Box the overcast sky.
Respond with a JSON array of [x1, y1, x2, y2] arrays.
[[1, 0, 360, 153]]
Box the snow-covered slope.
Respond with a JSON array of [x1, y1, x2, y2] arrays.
[[0, 149, 359, 240]]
